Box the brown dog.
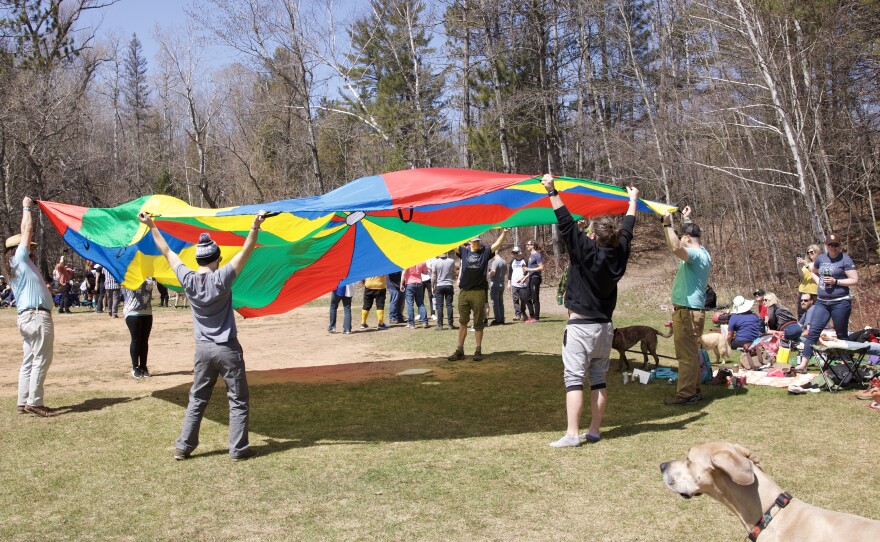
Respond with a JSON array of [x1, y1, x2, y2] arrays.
[[699, 331, 731, 364], [661, 442, 880, 541], [612, 323, 672, 371]]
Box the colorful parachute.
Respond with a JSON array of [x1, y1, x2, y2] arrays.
[[38, 168, 676, 317]]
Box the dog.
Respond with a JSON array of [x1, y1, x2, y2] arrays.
[[612, 322, 673, 371], [660, 442, 880, 541], [699, 331, 731, 364]]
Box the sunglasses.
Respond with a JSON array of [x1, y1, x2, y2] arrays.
[[800, 299, 811, 303], [807, 250, 815, 254], [827, 243, 841, 248]]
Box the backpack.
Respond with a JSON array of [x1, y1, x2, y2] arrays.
[[699, 349, 713, 384]]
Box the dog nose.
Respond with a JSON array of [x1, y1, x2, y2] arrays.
[[660, 462, 668, 473]]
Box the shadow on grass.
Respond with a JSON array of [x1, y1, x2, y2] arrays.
[[151, 353, 740, 455], [57, 396, 144, 414]]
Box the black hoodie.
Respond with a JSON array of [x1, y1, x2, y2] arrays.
[[555, 205, 635, 323]]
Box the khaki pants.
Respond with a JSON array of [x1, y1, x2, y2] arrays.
[[673, 307, 705, 399], [17, 310, 54, 407]]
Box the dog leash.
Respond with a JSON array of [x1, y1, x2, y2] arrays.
[[748, 492, 793, 541]]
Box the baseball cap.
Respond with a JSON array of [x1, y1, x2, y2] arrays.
[[826, 233, 842, 245], [470, 237, 481, 243], [753, 288, 765, 296], [679, 223, 701, 238]]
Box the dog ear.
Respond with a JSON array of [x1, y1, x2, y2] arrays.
[[710, 444, 756, 486]]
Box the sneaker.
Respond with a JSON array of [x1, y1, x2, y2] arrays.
[[140, 367, 151, 377], [432, 314, 437, 321], [342, 331, 351, 335], [174, 448, 191, 461], [360, 324, 368, 329], [448, 324, 457, 330], [524, 318, 537, 323], [377, 323, 388, 329], [549, 435, 582, 448], [328, 327, 336, 333], [869, 402, 880, 411], [435, 325, 443, 331], [473, 348, 483, 362], [579, 432, 601, 443], [448, 348, 465, 361], [424, 321, 431, 329], [132, 368, 142, 379], [468, 326, 475, 332], [664, 393, 702, 406], [231, 448, 257, 461], [407, 324, 415, 329], [24, 405, 58, 417]]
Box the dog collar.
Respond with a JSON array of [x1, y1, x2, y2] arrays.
[[748, 492, 793, 541]]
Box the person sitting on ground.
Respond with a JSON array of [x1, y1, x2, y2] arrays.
[[763, 292, 802, 343], [753, 288, 768, 329], [727, 295, 764, 369], [703, 284, 717, 310], [793, 294, 816, 372]]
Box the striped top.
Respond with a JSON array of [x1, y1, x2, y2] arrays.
[[103, 268, 120, 289]]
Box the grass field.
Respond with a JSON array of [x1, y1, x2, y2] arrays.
[[2, 284, 879, 541]]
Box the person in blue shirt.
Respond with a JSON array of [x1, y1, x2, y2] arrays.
[[4, 197, 57, 417], [662, 207, 711, 406], [727, 295, 764, 369]]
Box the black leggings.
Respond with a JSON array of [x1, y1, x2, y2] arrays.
[[126, 315, 153, 370]]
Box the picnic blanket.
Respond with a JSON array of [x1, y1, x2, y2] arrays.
[[739, 370, 814, 388]]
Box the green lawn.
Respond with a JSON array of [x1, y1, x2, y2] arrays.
[[2, 289, 879, 541]]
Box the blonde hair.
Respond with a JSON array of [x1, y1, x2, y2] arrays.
[[806, 244, 820, 261], [763, 292, 779, 307]]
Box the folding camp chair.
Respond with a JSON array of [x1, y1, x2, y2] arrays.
[[811, 344, 871, 393]]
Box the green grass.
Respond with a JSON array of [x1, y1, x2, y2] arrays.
[[2, 290, 879, 541]]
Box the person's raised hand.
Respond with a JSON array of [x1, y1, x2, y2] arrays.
[[626, 186, 639, 201], [253, 210, 267, 229], [137, 212, 154, 227], [540, 174, 555, 193], [22, 196, 33, 208]]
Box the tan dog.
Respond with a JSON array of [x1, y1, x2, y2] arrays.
[[699, 331, 731, 364], [612, 323, 673, 371], [660, 442, 880, 541]]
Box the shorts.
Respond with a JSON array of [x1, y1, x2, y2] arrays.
[[362, 288, 386, 311], [561, 322, 613, 391], [458, 289, 488, 330]]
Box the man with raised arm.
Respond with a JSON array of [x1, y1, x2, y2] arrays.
[[448, 228, 509, 362], [4, 197, 57, 417], [139, 210, 266, 461], [661, 206, 712, 406], [541, 175, 638, 447]]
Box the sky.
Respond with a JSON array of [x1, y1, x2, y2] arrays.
[[78, 0, 230, 65]]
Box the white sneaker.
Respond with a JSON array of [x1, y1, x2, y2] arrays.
[[549, 435, 581, 448]]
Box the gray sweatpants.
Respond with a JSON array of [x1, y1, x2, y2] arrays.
[[561, 322, 612, 390], [176, 339, 250, 456]]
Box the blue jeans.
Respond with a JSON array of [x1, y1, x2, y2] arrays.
[[802, 298, 851, 359], [388, 287, 402, 323], [490, 285, 505, 323], [405, 283, 427, 325], [329, 293, 352, 333], [435, 285, 454, 326]]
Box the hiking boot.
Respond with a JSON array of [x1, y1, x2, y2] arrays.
[[473, 348, 483, 362], [174, 448, 191, 461], [231, 448, 257, 462], [664, 393, 702, 406], [448, 348, 465, 361], [24, 405, 58, 417], [549, 435, 581, 448]]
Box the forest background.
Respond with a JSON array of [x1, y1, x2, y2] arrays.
[[0, 0, 878, 326]]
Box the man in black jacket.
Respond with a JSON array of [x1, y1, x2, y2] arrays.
[[541, 174, 639, 447]]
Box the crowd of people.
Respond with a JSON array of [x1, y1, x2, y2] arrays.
[[4, 181, 875, 460]]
